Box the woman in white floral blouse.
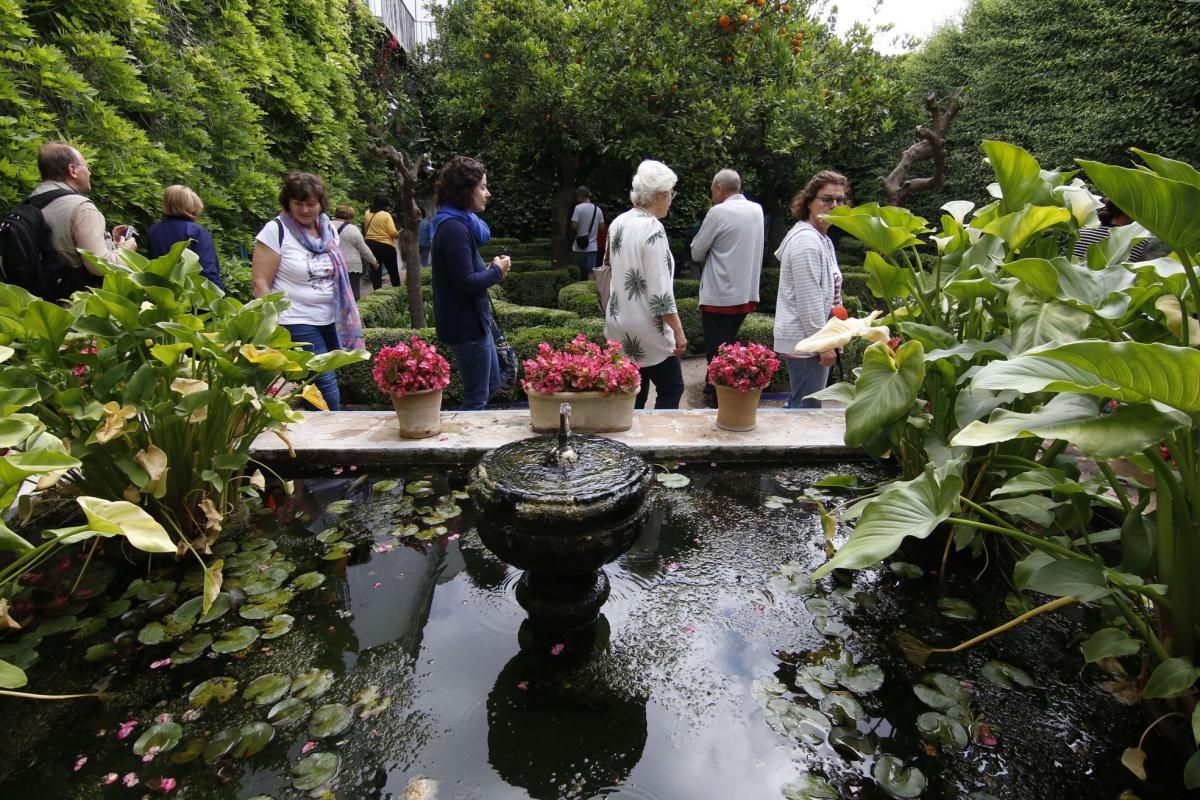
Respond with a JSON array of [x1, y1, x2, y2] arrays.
[[604, 160, 688, 408]]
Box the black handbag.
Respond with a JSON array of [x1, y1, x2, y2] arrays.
[[489, 303, 518, 393], [574, 205, 598, 250]]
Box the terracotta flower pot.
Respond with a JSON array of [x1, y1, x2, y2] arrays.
[[391, 388, 443, 439], [527, 390, 636, 433], [714, 385, 762, 431]]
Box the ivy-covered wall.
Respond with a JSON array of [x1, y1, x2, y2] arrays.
[[0, 0, 390, 255]]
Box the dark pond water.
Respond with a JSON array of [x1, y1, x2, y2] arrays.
[[0, 462, 1155, 799]]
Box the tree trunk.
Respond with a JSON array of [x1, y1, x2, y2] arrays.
[[366, 126, 427, 328], [550, 148, 578, 268], [879, 89, 964, 208]]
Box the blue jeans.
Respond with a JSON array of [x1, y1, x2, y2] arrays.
[[284, 323, 341, 411], [635, 357, 684, 409], [572, 250, 599, 281], [450, 331, 499, 411], [784, 356, 828, 409]]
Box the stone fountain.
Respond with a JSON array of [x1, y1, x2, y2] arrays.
[[468, 403, 652, 630]]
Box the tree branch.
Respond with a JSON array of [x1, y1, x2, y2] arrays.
[[879, 88, 963, 207]]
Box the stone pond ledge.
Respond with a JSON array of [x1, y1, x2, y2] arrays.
[[250, 408, 859, 472]]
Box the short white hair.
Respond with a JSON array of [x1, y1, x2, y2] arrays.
[[712, 169, 740, 193], [630, 160, 678, 207]]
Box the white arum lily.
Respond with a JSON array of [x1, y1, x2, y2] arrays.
[[1053, 181, 1104, 228], [794, 310, 891, 354]]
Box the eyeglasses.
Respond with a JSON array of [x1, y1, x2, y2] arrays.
[[660, 189, 677, 199], [816, 194, 849, 205]]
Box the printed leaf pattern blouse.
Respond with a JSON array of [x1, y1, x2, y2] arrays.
[[604, 207, 678, 368]]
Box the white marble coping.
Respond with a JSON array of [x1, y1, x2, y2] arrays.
[[249, 408, 858, 473]]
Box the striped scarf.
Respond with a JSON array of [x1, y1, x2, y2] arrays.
[[278, 212, 365, 351]]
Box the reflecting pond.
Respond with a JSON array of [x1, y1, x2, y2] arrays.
[[0, 463, 1151, 798]]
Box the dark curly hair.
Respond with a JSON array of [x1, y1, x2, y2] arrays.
[[434, 156, 487, 210], [279, 171, 328, 213], [790, 170, 850, 222]]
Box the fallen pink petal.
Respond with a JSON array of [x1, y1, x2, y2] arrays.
[[447, 533, 461, 541], [101, 773, 119, 785], [122, 772, 139, 787], [148, 776, 177, 793], [301, 741, 318, 754], [155, 713, 173, 724], [517, 681, 529, 690], [665, 562, 679, 572], [150, 658, 171, 669], [73, 756, 87, 771], [550, 643, 565, 655], [116, 720, 137, 739], [683, 624, 697, 634], [373, 582, 382, 589]]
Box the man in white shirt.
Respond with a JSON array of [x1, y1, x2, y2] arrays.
[[569, 185, 603, 280], [690, 169, 764, 407]]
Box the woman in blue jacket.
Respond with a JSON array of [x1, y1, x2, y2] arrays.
[[147, 185, 224, 289], [430, 156, 511, 410]]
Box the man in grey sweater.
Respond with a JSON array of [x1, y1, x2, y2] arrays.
[[690, 169, 764, 407]]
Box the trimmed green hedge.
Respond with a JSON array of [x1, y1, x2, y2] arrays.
[[357, 287, 409, 328], [840, 272, 874, 309], [759, 268, 779, 313], [676, 297, 703, 356], [511, 259, 555, 272], [674, 278, 700, 299], [836, 236, 868, 267], [492, 300, 579, 331], [480, 243, 553, 261], [558, 282, 603, 318], [500, 269, 574, 309]]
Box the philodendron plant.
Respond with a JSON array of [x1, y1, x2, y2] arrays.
[[0, 243, 367, 616], [801, 142, 1200, 787]]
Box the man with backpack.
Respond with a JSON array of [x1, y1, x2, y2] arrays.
[[0, 141, 136, 301]]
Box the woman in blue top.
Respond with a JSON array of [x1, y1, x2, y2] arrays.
[[430, 156, 511, 410], [147, 185, 224, 289]]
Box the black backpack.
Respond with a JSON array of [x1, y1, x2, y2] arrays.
[[0, 188, 88, 301]]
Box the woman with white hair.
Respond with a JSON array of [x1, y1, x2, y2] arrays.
[[604, 159, 688, 409]]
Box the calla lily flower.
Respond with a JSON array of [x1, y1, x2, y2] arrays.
[[794, 310, 891, 354], [94, 402, 137, 444], [301, 384, 329, 411]]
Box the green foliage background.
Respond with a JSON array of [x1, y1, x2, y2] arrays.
[[864, 0, 1200, 220], [0, 0, 391, 256]]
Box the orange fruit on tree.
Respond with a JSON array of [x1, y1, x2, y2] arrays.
[[483, 52, 492, 60], [739, 13, 748, 23], [782, 3, 790, 11], [719, 14, 731, 26]]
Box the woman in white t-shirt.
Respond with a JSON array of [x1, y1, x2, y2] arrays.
[[604, 160, 688, 408], [251, 171, 364, 410]]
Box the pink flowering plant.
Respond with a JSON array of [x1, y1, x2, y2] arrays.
[[372, 335, 451, 398], [706, 341, 781, 395], [521, 334, 641, 395]]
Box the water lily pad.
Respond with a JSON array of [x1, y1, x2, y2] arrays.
[[763, 495, 794, 509], [176, 632, 213, 654], [309, 703, 353, 737], [980, 659, 1035, 689], [169, 737, 205, 765], [133, 722, 182, 755], [291, 572, 327, 591], [292, 751, 340, 791], [325, 500, 354, 515], [135, 579, 177, 601], [917, 711, 969, 748], [315, 527, 344, 544], [888, 562, 924, 579], [98, 598, 131, 618], [291, 668, 336, 699], [373, 479, 399, 494], [783, 774, 839, 799], [655, 473, 690, 488], [764, 698, 831, 745], [190, 676, 239, 707], [36, 615, 81, 636], [72, 616, 107, 639], [438, 503, 463, 519], [873, 755, 926, 798], [835, 661, 884, 694], [322, 542, 355, 560], [352, 685, 391, 719], [812, 616, 852, 639], [261, 614, 295, 639], [914, 673, 972, 710], [233, 721, 275, 758], [819, 691, 867, 724], [769, 563, 814, 594], [813, 474, 861, 489], [391, 523, 420, 538], [212, 626, 259, 653], [937, 596, 978, 621], [241, 568, 289, 597], [828, 725, 876, 759], [212, 541, 239, 557], [138, 621, 168, 645], [204, 726, 242, 763], [451, 489, 469, 500], [267, 697, 310, 727], [405, 480, 434, 497], [244, 672, 292, 706], [170, 596, 203, 628], [198, 592, 232, 624], [804, 598, 837, 617], [241, 537, 276, 551], [84, 642, 114, 662]]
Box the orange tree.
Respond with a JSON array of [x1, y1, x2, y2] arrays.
[[422, 0, 905, 251]]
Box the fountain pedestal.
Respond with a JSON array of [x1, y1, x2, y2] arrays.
[[469, 405, 652, 630]]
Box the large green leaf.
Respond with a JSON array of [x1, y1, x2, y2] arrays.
[[307, 349, 371, 372], [1003, 257, 1135, 319], [982, 205, 1072, 253], [1007, 283, 1091, 354], [812, 460, 963, 579], [64, 497, 176, 553], [951, 393, 1189, 460], [862, 251, 909, 302], [0, 414, 39, 448], [984, 141, 1052, 214], [21, 300, 76, 354], [825, 206, 924, 255], [845, 341, 925, 448], [0, 658, 28, 689], [1026, 340, 1200, 412], [1132, 149, 1200, 191], [1079, 159, 1200, 255], [1142, 658, 1200, 700], [1025, 558, 1110, 603], [0, 520, 33, 552]]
